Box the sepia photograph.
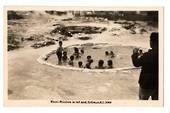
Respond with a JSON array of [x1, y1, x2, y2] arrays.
[[4, 6, 164, 106]]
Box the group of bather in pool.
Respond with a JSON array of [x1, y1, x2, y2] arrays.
[[56, 41, 115, 69]]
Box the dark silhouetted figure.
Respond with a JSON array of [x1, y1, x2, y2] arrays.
[[80, 49, 84, 54], [68, 55, 74, 66], [110, 51, 115, 58], [85, 59, 93, 69], [78, 61, 83, 68], [62, 51, 68, 63], [73, 47, 80, 59], [105, 51, 109, 56], [107, 60, 113, 69], [56, 41, 64, 65], [96, 60, 105, 69], [131, 32, 158, 100], [87, 55, 92, 63]]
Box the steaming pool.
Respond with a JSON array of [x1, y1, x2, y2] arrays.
[[38, 43, 143, 72]]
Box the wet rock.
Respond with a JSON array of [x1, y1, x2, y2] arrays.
[[31, 40, 55, 49], [92, 47, 101, 49], [50, 25, 107, 37], [8, 30, 24, 51], [130, 29, 136, 34], [45, 11, 67, 16], [81, 43, 94, 46], [50, 26, 73, 37], [78, 36, 91, 40], [62, 18, 72, 21], [26, 34, 45, 41], [8, 11, 24, 20], [8, 44, 20, 51], [110, 28, 120, 32], [140, 28, 147, 34]]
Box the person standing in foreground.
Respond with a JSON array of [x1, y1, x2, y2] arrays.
[[131, 32, 158, 100]]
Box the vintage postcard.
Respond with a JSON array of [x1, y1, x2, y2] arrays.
[[4, 6, 164, 106]]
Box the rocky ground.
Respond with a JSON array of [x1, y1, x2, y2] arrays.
[[7, 11, 158, 100]]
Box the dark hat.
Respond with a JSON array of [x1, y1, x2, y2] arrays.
[[150, 32, 158, 43]]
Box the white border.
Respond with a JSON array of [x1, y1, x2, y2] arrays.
[[0, 1, 170, 113]]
